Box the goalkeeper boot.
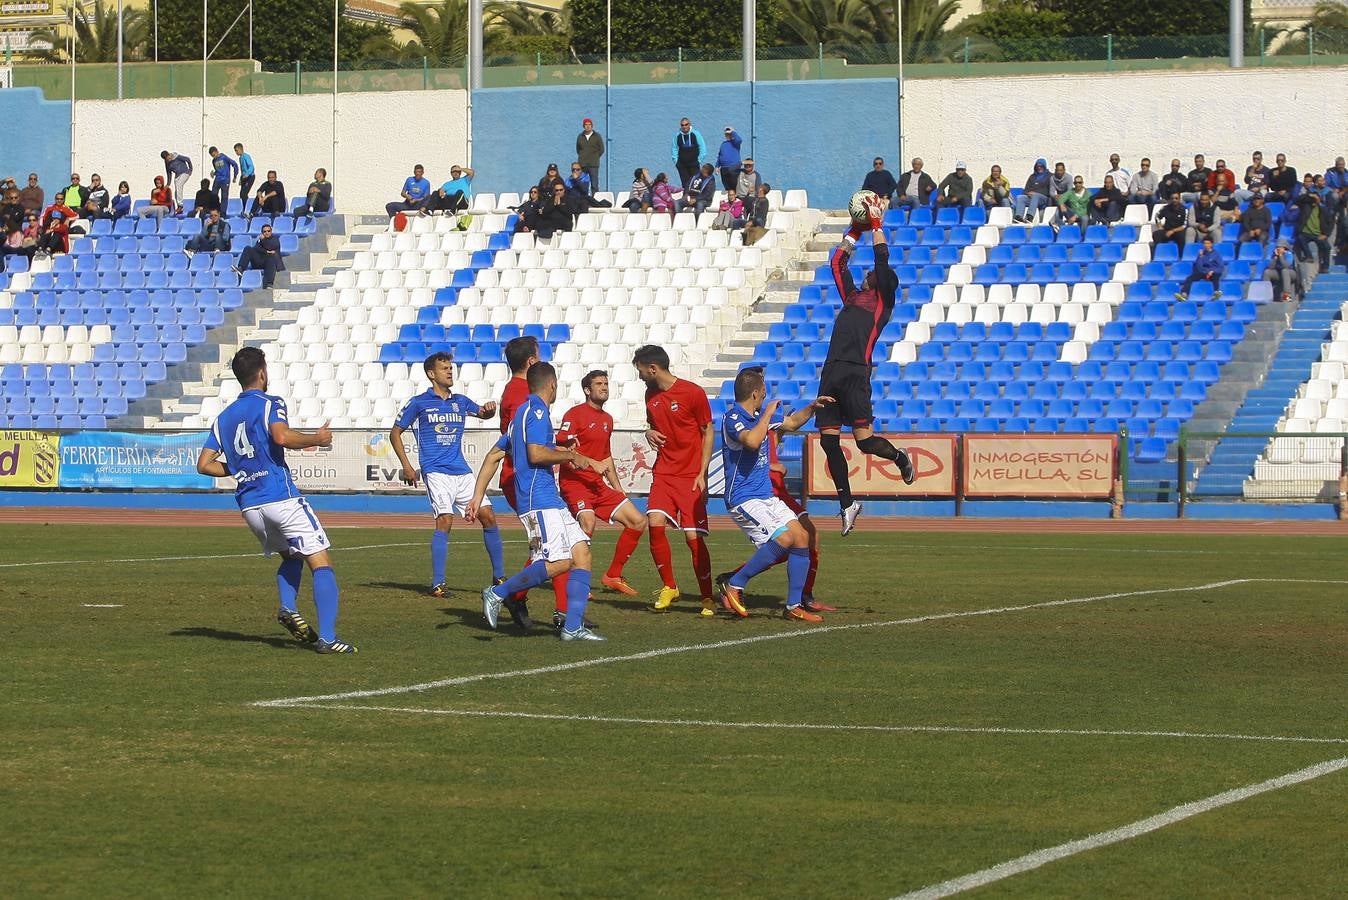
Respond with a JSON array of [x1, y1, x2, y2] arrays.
[[277, 609, 318, 644]]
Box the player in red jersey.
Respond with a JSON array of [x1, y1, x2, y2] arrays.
[[633, 344, 716, 616], [555, 370, 649, 597]]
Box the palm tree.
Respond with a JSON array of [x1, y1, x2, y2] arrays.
[[360, 0, 523, 65], [29, 0, 148, 63], [860, 0, 964, 62], [776, 0, 879, 47], [1273, 1, 1348, 56]]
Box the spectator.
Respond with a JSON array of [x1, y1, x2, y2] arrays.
[[717, 127, 744, 192], [187, 209, 232, 253], [563, 163, 591, 199], [235, 222, 284, 288], [536, 181, 573, 239], [1238, 194, 1272, 246], [623, 168, 652, 212], [385, 164, 431, 218], [650, 172, 679, 216], [1236, 150, 1270, 202], [711, 188, 743, 230], [980, 165, 1011, 209], [896, 158, 936, 209], [59, 173, 88, 210], [18, 173, 43, 214], [1265, 240, 1303, 302], [234, 142, 256, 207], [1207, 160, 1238, 222], [1104, 153, 1131, 195], [1174, 236, 1225, 300], [937, 161, 973, 208], [141, 176, 175, 222], [736, 159, 763, 201], [1295, 189, 1332, 273], [36, 203, 77, 256], [425, 164, 474, 216], [1158, 159, 1188, 203], [248, 170, 287, 219], [863, 157, 898, 207], [1013, 158, 1052, 223], [560, 164, 610, 216], [1089, 175, 1125, 225], [292, 168, 332, 218], [1327, 156, 1348, 192], [110, 181, 132, 220], [193, 178, 220, 220], [536, 162, 564, 196], [0, 187, 22, 229], [1267, 153, 1297, 202], [511, 185, 544, 234], [1, 215, 30, 262], [208, 145, 238, 211], [1185, 192, 1220, 246], [1128, 157, 1159, 211], [160, 149, 194, 206], [575, 117, 604, 193], [1054, 175, 1090, 235], [1153, 193, 1187, 249], [679, 163, 716, 215], [1182, 154, 1211, 203], [671, 117, 706, 189], [83, 173, 111, 219], [1048, 161, 1072, 205], [743, 182, 770, 228]]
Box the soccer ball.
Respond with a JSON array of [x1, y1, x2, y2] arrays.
[[848, 189, 881, 225]]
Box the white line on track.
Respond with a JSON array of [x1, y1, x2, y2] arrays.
[[0, 539, 531, 569], [253, 578, 1256, 708], [81, 603, 124, 608], [283, 704, 1348, 747], [892, 756, 1348, 899]]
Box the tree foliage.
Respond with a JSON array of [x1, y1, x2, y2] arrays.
[[567, 0, 782, 56], [1034, 0, 1227, 39], [29, 0, 150, 63], [150, 0, 387, 66], [953, 0, 1073, 61]]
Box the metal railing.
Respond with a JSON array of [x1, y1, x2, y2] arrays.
[[1179, 429, 1348, 513]]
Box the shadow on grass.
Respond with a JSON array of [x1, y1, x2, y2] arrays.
[[435, 602, 556, 639], [169, 626, 300, 649]]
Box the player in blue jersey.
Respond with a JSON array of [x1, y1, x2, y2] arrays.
[[195, 347, 356, 653], [389, 351, 506, 598], [716, 366, 833, 622], [466, 361, 609, 641]]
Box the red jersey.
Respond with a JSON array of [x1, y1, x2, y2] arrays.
[[498, 376, 530, 482], [644, 378, 713, 479], [555, 402, 613, 490]]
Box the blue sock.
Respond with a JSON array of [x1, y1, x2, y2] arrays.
[[482, 526, 505, 580], [564, 569, 592, 632], [276, 558, 303, 612], [311, 566, 339, 642], [785, 547, 811, 607], [430, 530, 449, 586], [494, 560, 549, 599], [730, 541, 788, 589]]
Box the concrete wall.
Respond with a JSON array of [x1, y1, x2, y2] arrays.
[[72, 91, 469, 216], [902, 67, 1348, 188], [0, 88, 71, 205]]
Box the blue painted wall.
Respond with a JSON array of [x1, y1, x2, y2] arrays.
[[471, 78, 899, 209], [0, 88, 71, 205]]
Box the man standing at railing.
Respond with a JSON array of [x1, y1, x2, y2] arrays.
[[672, 116, 706, 190], [576, 117, 604, 194]]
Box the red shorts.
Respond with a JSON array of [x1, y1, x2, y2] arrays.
[[500, 473, 517, 513], [646, 475, 709, 534], [771, 470, 806, 516], [561, 478, 631, 524]]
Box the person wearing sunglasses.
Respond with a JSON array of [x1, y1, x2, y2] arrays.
[[235, 223, 284, 289]]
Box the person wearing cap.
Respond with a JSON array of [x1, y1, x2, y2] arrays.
[[863, 157, 897, 207], [671, 117, 706, 190], [1238, 193, 1272, 247], [716, 126, 743, 192], [936, 161, 973, 208], [1264, 240, 1303, 302], [575, 118, 603, 194]]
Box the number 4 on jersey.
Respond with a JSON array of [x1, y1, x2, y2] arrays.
[[234, 422, 256, 458]]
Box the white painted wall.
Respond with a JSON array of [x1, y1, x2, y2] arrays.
[[904, 66, 1348, 187], [73, 90, 469, 216]]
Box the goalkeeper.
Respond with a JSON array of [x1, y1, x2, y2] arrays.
[[817, 193, 915, 536]]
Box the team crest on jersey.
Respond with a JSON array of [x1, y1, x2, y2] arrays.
[[670, 402, 680, 411]]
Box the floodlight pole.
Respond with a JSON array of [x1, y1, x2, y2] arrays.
[[332, 0, 339, 189], [201, 0, 207, 165], [69, 0, 76, 172], [153, 0, 158, 61], [116, 0, 123, 99], [468, 0, 482, 89], [742, 0, 755, 81], [1228, 0, 1244, 67]]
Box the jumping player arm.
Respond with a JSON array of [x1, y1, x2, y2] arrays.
[[779, 396, 836, 433], [735, 401, 780, 451], [466, 441, 508, 523]]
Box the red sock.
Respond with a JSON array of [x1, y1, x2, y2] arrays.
[[552, 569, 570, 613], [509, 551, 530, 603], [689, 535, 713, 600], [649, 525, 676, 588], [607, 527, 643, 579], [804, 546, 819, 595]]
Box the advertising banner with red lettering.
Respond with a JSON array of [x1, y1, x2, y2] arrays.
[[805, 434, 957, 497], [962, 434, 1116, 498]]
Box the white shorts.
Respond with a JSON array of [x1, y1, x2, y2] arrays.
[[425, 471, 475, 518], [242, 497, 331, 558], [729, 497, 798, 548], [520, 508, 589, 563]]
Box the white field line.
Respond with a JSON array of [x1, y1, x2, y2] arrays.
[[893, 756, 1348, 900], [0, 539, 529, 569], [81, 603, 124, 608], [286, 704, 1348, 747], [253, 579, 1255, 708]]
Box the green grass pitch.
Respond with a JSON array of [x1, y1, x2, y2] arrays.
[[3, 522, 1346, 897]]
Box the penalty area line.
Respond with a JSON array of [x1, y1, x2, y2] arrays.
[[282, 704, 1348, 747], [251, 578, 1251, 708], [892, 756, 1348, 899]]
